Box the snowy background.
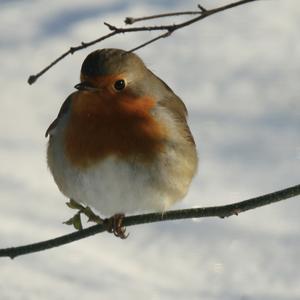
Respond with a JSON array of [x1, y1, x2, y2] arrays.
[[1, 0, 299, 299]]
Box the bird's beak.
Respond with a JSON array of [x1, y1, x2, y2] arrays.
[[74, 81, 99, 91]]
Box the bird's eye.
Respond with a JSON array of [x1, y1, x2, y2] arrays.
[[114, 79, 126, 91]]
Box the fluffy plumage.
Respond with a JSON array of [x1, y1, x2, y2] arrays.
[[47, 48, 198, 216]]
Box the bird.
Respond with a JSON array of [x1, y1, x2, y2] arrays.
[[46, 48, 198, 238]]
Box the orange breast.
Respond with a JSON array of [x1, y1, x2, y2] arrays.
[[64, 91, 167, 169]]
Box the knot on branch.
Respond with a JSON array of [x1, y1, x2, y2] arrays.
[[125, 17, 134, 25], [69, 47, 77, 54], [28, 75, 37, 85]]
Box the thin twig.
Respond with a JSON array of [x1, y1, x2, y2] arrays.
[[127, 31, 172, 53], [124, 11, 202, 25], [198, 4, 208, 13], [28, 0, 259, 85], [1, 183, 299, 259]]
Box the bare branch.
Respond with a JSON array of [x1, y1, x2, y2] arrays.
[[127, 31, 172, 53], [27, 31, 116, 85], [124, 10, 202, 25], [28, 0, 259, 85], [1, 183, 299, 259]]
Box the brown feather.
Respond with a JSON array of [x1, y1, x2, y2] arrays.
[[64, 91, 167, 169]]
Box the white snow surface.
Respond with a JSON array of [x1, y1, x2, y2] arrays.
[[0, 0, 299, 299]]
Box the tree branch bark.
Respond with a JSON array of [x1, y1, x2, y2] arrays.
[[1, 183, 299, 259], [27, 0, 259, 85]]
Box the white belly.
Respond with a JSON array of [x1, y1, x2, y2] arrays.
[[60, 157, 172, 216], [48, 138, 194, 217]]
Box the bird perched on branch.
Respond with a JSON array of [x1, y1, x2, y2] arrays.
[[46, 48, 198, 238]]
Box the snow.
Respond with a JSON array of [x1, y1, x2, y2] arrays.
[[0, 0, 299, 299]]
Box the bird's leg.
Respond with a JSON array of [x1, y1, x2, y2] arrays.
[[64, 199, 103, 230], [104, 213, 128, 239], [81, 206, 103, 224], [64, 200, 128, 239]]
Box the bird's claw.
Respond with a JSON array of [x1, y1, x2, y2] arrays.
[[104, 213, 128, 239], [64, 200, 128, 239]]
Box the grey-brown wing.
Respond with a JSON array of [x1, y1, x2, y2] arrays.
[[45, 94, 73, 138], [159, 94, 195, 145], [151, 72, 195, 145]]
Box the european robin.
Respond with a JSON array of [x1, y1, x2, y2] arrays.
[[46, 48, 198, 238]]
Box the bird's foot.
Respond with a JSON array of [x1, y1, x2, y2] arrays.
[[64, 200, 128, 239], [104, 213, 128, 239], [64, 199, 103, 230], [81, 206, 103, 224]]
